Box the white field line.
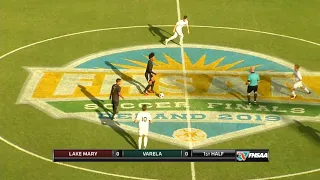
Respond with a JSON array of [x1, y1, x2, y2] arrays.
[[174, 0, 196, 180], [0, 136, 159, 180]]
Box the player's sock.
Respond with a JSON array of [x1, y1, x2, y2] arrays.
[[143, 136, 148, 149], [254, 93, 257, 102], [304, 87, 310, 93], [143, 85, 151, 93], [179, 37, 183, 45], [151, 82, 155, 91], [138, 137, 142, 149]]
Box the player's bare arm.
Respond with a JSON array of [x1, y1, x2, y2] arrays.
[[119, 92, 124, 100], [109, 87, 112, 100], [173, 24, 177, 32], [187, 24, 190, 34]]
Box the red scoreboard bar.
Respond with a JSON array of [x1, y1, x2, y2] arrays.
[[53, 149, 269, 162]]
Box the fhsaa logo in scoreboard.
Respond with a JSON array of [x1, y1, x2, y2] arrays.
[[17, 44, 320, 148], [236, 150, 269, 162], [236, 151, 250, 162]]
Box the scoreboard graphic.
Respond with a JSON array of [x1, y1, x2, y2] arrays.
[[53, 149, 269, 162]]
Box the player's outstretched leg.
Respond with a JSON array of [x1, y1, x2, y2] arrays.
[[143, 136, 148, 149], [138, 136, 142, 149], [301, 86, 311, 94], [165, 32, 178, 45]]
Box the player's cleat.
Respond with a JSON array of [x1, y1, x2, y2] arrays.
[[291, 95, 296, 99], [148, 90, 154, 93], [307, 91, 311, 94], [253, 101, 257, 104], [165, 39, 168, 45], [248, 102, 251, 105]]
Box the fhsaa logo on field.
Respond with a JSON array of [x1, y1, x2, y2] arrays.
[[17, 44, 320, 148]]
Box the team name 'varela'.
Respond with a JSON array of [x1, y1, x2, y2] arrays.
[[142, 151, 163, 157]]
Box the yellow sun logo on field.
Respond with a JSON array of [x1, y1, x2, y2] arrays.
[[111, 53, 261, 71]]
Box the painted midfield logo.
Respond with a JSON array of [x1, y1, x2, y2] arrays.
[[17, 44, 320, 148]]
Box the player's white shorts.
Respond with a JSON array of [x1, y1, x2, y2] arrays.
[[139, 128, 149, 136], [293, 81, 303, 89]]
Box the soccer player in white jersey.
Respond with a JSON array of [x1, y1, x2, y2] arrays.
[[291, 64, 311, 99], [134, 104, 152, 149], [165, 15, 190, 46]]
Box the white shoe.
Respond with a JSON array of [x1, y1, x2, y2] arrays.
[[143, 147, 146, 149], [291, 95, 296, 99], [165, 39, 168, 45]]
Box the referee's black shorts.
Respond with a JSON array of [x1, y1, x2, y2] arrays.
[[247, 85, 258, 93], [145, 72, 152, 81]]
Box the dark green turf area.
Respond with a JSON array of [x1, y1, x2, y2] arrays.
[[1, 0, 320, 179]]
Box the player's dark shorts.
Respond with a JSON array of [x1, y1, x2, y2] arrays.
[[247, 85, 258, 93], [112, 100, 119, 114], [145, 72, 152, 81]]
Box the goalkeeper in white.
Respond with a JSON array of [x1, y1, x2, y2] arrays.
[[134, 104, 152, 149], [165, 15, 190, 46]]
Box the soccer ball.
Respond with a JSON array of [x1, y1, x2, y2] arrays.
[[159, 92, 164, 98]]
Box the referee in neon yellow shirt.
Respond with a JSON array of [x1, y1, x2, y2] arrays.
[[246, 67, 260, 105]]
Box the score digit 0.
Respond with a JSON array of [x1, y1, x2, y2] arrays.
[[115, 150, 122, 157], [183, 150, 192, 157]]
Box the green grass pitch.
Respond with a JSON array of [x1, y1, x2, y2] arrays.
[[1, 0, 320, 180]]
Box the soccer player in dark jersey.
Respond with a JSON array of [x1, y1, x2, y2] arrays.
[[143, 52, 156, 95], [109, 78, 124, 120]]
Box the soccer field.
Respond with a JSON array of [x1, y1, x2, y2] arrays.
[[1, 0, 320, 179]]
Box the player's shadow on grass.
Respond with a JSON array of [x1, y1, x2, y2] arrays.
[[293, 120, 320, 143], [270, 80, 291, 96], [105, 61, 144, 93], [78, 85, 112, 115], [95, 109, 138, 149], [205, 75, 246, 103], [148, 24, 179, 45]]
